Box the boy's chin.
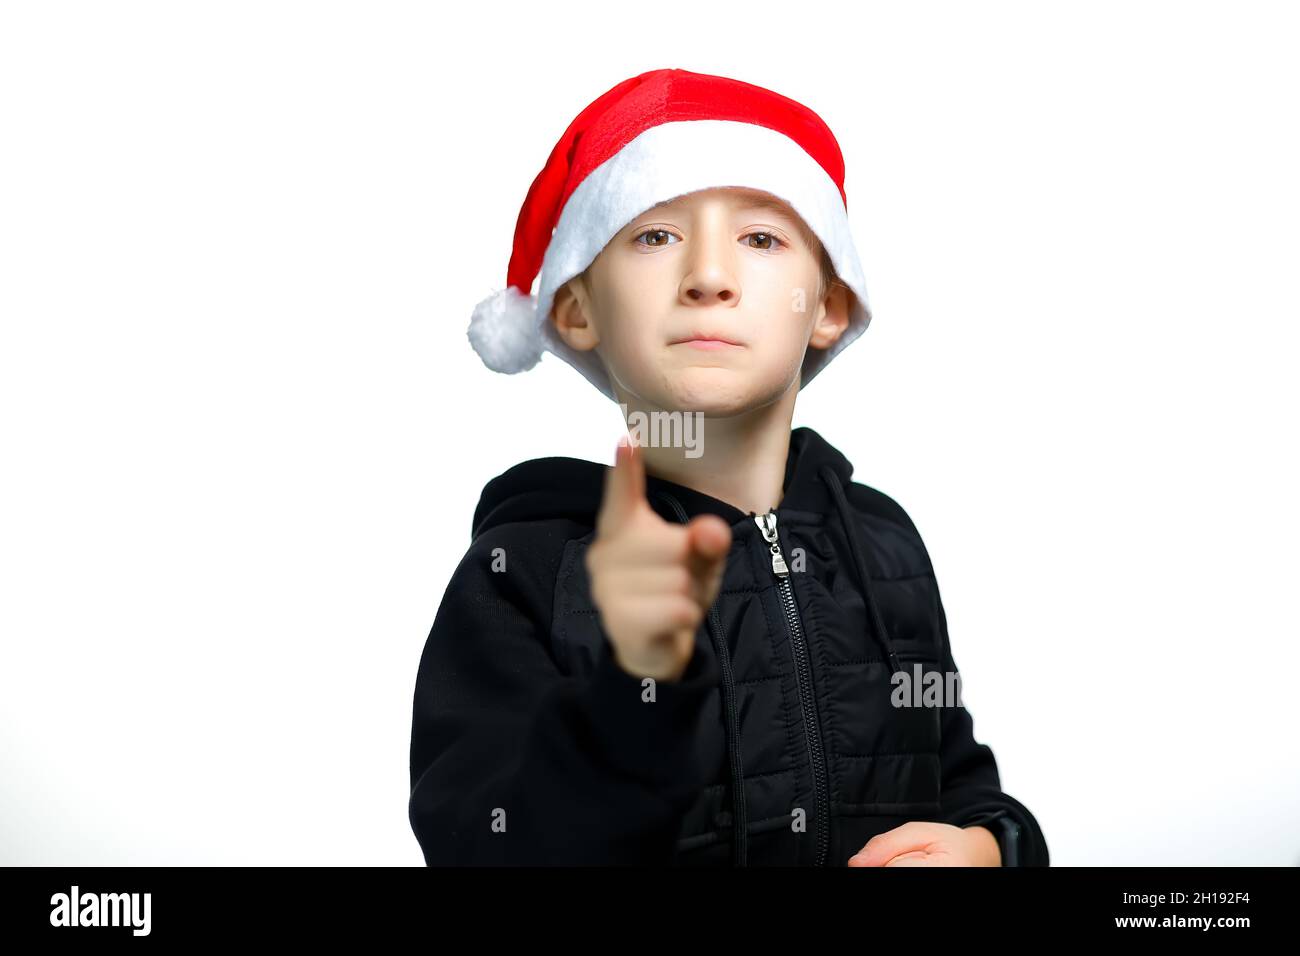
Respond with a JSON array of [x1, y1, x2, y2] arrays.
[[645, 370, 789, 417]]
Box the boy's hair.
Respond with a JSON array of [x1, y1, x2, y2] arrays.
[[780, 209, 842, 302], [809, 229, 842, 302]]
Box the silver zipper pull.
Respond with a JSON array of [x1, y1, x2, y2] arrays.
[[753, 510, 789, 576]]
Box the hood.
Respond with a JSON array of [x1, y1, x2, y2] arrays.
[[471, 425, 857, 540]]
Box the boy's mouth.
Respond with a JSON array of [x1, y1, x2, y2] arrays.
[[669, 331, 746, 349]]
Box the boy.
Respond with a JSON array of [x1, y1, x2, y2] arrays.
[[409, 67, 1048, 866]]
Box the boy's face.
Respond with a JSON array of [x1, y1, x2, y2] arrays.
[[550, 186, 851, 416]]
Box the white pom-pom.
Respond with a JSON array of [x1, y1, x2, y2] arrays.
[[467, 286, 544, 374]]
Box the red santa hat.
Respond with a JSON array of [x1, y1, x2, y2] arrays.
[[467, 67, 873, 400]]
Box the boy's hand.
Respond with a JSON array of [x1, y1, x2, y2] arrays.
[[846, 822, 1002, 866], [586, 433, 732, 683]]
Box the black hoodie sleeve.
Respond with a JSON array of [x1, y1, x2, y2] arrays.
[[931, 583, 1051, 866], [408, 523, 721, 865]]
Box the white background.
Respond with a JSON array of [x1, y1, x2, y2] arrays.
[[2, 1, 1296, 866]]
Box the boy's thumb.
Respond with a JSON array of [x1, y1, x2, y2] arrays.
[[597, 432, 646, 533]]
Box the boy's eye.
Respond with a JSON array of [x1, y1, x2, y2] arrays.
[[745, 231, 784, 251], [634, 228, 678, 247], [633, 228, 786, 250]]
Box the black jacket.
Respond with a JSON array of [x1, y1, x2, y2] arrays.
[[409, 426, 1049, 866]]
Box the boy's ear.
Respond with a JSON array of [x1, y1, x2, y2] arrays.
[[550, 276, 601, 352], [807, 282, 853, 352]]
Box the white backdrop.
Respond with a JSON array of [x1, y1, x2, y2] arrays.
[[2, 0, 1296, 866]]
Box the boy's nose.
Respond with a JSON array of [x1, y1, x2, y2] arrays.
[[680, 230, 740, 306]]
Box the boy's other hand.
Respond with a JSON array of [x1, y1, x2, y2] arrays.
[[586, 432, 732, 683], [845, 821, 1002, 867]]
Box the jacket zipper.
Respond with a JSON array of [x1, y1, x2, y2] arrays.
[[754, 509, 829, 867]]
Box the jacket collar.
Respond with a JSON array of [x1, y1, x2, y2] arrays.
[[472, 426, 856, 539]]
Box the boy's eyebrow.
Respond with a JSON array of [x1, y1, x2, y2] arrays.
[[736, 195, 801, 220], [620, 191, 819, 250], [737, 195, 818, 246], [630, 193, 807, 228]]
